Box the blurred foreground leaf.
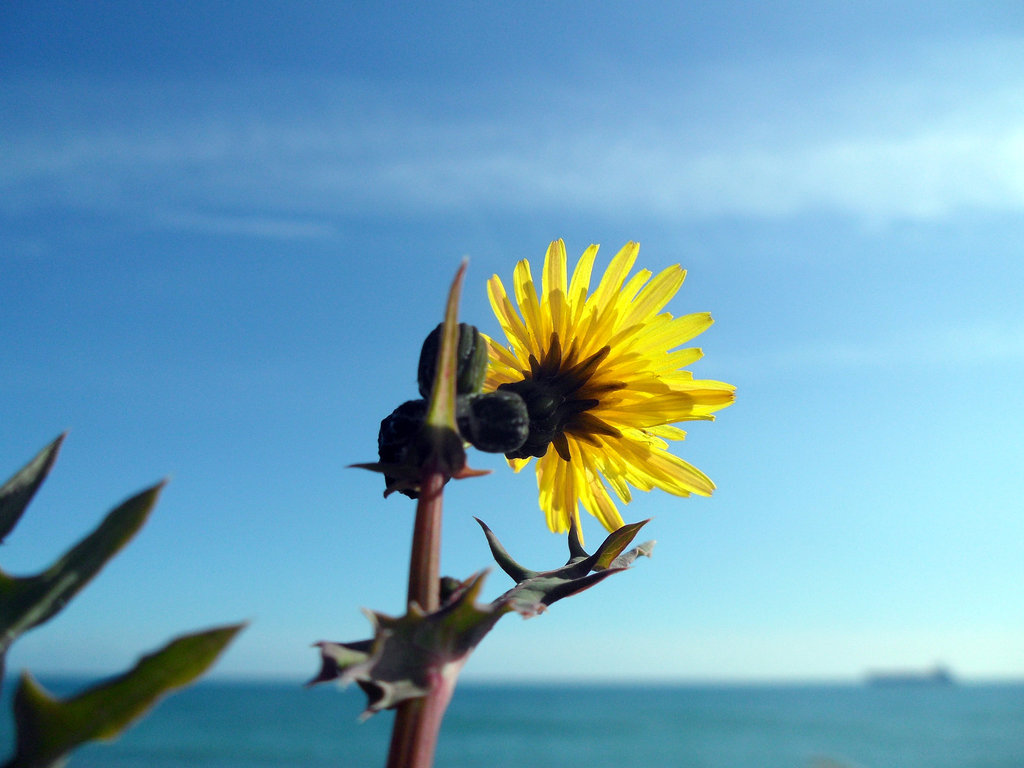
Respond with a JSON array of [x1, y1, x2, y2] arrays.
[[0, 435, 65, 545], [0, 483, 163, 677], [3, 623, 245, 768]]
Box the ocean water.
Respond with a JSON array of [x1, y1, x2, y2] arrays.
[[2, 679, 1022, 768]]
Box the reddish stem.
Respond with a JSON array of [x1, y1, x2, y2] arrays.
[[385, 261, 468, 768], [385, 469, 449, 768], [405, 471, 445, 612]]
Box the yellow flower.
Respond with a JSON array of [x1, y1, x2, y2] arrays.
[[484, 239, 735, 535]]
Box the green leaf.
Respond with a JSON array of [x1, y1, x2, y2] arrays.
[[608, 539, 656, 569], [309, 572, 510, 718], [0, 435, 65, 546], [310, 522, 657, 716], [591, 520, 652, 571], [424, 259, 467, 433], [4, 623, 245, 768], [0, 483, 164, 663], [478, 518, 655, 616], [474, 518, 535, 582]]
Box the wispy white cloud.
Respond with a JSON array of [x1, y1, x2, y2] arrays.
[[3, 37, 1024, 228]]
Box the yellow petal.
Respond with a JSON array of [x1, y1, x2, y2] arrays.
[[487, 276, 533, 362], [512, 259, 546, 353], [647, 424, 688, 441], [589, 241, 639, 314], [640, 312, 714, 351], [542, 240, 568, 302], [507, 456, 532, 473], [622, 265, 686, 326], [567, 244, 599, 321]]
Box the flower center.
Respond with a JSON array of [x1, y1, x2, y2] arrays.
[[498, 333, 623, 461]]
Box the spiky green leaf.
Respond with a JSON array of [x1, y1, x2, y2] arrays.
[[478, 518, 655, 616], [4, 623, 245, 768], [309, 572, 510, 718], [591, 520, 652, 571], [0, 483, 163, 663], [0, 435, 65, 546]]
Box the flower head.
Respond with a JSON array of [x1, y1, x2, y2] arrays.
[[484, 239, 735, 535]]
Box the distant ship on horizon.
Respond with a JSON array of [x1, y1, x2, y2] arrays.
[[865, 665, 955, 686]]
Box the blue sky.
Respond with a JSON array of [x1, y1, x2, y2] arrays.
[[2, 2, 1022, 684]]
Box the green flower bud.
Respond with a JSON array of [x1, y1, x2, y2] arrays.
[[456, 391, 529, 454], [417, 322, 488, 399], [377, 399, 428, 498]]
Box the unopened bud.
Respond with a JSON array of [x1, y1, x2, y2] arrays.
[[417, 322, 488, 399], [457, 391, 529, 454], [377, 399, 428, 498]]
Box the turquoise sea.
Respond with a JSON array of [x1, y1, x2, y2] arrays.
[[2, 679, 1022, 767]]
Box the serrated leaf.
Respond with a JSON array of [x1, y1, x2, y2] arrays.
[[478, 518, 654, 616], [3, 623, 245, 768], [309, 572, 510, 718], [474, 518, 535, 582], [0, 483, 163, 665], [0, 435, 65, 546], [591, 520, 652, 571], [307, 639, 374, 687], [503, 568, 624, 617], [609, 540, 656, 569]]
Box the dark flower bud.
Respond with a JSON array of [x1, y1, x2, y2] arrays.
[[456, 391, 530, 454], [377, 399, 428, 498], [417, 322, 488, 399], [497, 379, 564, 459]]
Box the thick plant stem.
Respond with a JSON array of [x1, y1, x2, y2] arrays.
[[385, 469, 448, 768], [405, 471, 445, 613], [385, 260, 468, 768], [385, 675, 457, 768]]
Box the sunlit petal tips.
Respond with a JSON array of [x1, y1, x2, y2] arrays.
[[484, 240, 735, 536]]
